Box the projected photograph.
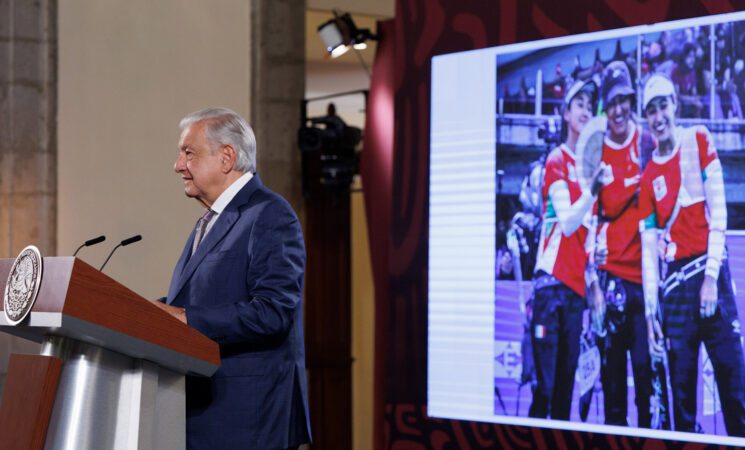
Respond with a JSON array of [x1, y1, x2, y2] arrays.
[[493, 15, 745, 439]]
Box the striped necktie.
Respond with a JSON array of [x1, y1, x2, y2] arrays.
[[192, 208, 216, 255]]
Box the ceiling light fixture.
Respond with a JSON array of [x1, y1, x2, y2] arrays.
[[317, 11, 376, 59]]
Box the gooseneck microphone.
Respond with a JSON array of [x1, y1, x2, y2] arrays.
[[72, 235, 106, 257], [100, 235, 143, 271]]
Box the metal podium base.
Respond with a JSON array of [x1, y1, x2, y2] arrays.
[[40, 336, 185, 450]]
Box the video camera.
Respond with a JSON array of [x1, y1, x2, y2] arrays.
[[298, 116, 361, 191]]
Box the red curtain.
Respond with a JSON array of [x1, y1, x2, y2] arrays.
[[360, 18, 396, 450]]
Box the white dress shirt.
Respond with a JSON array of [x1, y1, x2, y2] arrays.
[[202, 171, 254, 239]]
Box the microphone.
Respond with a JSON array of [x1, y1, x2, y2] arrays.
[[120, 235, 143, 246], [100, 235, 142, 271], [72, 235, 106, 257]]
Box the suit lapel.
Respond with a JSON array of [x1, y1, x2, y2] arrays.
[[167, 175, 262, 304], [166, 226, 196, 304], [173, 208, 239, 296]]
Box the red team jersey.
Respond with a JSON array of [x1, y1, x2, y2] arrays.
[[596, 123, 643, 283], [536, 144, 589, 296], [639, 126, 718, 261]]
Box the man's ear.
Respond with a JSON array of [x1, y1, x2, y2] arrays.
[[220, 144, 237, 173]]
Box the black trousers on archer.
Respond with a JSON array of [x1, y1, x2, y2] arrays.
[[529, 282, 584, 420], [598, 274, 653, 428], [663, 256, 745, 436]]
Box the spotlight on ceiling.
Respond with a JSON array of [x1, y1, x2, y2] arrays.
[[317, 12, 376, 58]]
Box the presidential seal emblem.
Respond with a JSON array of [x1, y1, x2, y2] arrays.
[[4, 245, 43, 325]]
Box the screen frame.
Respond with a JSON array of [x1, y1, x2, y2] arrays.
[[428, 9, 745, 446]]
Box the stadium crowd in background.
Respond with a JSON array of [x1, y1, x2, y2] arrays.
[[500, 22, 745, 120]]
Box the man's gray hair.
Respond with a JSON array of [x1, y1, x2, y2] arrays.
[[179, 107, 256, 173]]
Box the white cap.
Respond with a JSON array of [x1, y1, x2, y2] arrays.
[[564, 79, 597, 107], [643, 74, 675, 110]]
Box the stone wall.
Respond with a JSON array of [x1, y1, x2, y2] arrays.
[[250, 0, 306, 226], [0, 0, 57, 258], [0, 0, 57, 398]]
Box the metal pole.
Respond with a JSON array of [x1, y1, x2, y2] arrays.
[[535, 70, 543, 116], [710, 24, 716, 120], [637, 34, 643, 118]]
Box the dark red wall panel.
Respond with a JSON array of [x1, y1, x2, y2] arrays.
[[378, 0, 745, 448]]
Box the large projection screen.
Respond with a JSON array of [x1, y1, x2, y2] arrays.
[[428, 11, 745, 445]]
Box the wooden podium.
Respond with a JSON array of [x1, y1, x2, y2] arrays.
[[0, 257, 220, 450]]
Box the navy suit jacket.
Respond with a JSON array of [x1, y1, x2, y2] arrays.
[[166, 175, 310, 449]]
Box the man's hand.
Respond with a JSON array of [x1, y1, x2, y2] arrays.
[[152, 300, 188, 325], [647, 316, 665, 360], [700, 275, 718, 318], [587, 280, 605, 335]]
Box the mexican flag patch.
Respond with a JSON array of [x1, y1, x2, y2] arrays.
[[535, 324, 546, 339]]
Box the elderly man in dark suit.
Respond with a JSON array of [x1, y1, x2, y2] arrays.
[[154, 107, 311, 449]]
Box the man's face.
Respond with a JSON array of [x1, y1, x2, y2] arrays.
[[174, 122, 224, 206], [645, 95, 676, 144], [605, 95, 632, 144]]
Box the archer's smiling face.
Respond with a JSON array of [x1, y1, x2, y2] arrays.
[[606, 95, 632, 144], [645, 95, 677, 144], [563, 91, 593, 140]]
